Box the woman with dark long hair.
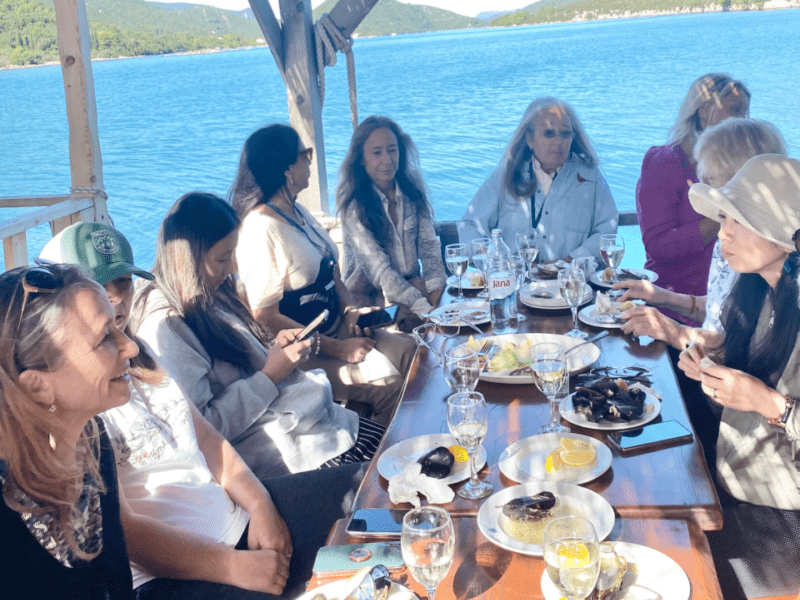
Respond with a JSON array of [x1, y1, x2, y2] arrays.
[[336, 116, 445, 328], [231, 124, 414, 425], [131, 192, 382, 481], [679, 155, 800, 599]]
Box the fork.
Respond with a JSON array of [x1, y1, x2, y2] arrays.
[[477, 340, 493, 358]]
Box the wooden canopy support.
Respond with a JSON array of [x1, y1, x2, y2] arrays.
[[248, 0, 378, 214]]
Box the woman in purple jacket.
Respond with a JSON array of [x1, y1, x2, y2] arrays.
[[636, 73, 749, 326]]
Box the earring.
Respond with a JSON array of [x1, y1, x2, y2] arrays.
[[49, 433, 56, 451], [289, 176, 296, 187], [49, 404, 56, 413]]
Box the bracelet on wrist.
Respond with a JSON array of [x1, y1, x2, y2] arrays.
[[689, 295, 697, 318], [768, 395, 796, 429], [314, 333, 322, 356]]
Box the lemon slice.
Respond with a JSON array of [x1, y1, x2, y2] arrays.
[[545, 449, 563, 472], [448, 445, 469, 463], [560, 449, 596, 467], [466, 336, 480, 351], [557, 542, 592, 567], [560, 437, 592, 452]]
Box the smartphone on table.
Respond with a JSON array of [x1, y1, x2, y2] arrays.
[[312, 541, 405, 576], [345, 508, 409, 537], [356, 305, 399, 330], [607, 420, 694, 456]]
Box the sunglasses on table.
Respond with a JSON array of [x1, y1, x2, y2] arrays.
[[412, 320, 483, 366]]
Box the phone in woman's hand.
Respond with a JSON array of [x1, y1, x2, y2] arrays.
[[297, 309, 329, 342]]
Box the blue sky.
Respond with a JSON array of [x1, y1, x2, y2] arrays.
[[146, 0, 530, 18]]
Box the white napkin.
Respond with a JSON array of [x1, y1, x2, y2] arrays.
[[387, 462, 455, 508], [595, 291, 615, 314], [357, 349, 401, 383]]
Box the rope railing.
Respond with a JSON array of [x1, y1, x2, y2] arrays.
[[314, 13, 358, 131]]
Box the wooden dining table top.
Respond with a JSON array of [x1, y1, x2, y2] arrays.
[[352, 292, 723, 531]]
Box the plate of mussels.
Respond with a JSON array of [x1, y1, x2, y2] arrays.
[[477, 482, 615, 557], [561, 377, 661, 431], [377, 434, 488, 486]]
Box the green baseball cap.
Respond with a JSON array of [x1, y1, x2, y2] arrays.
[[38, 222, 154, 286]]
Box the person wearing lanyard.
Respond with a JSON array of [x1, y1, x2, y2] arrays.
[[458, 97, 618, 264], [231, 124, 414, 426]]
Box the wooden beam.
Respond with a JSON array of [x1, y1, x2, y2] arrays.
[[0, 199, 95, 240], [249, 0, 284, 73], [328, 0, 380, 38], [53, 0, 110, 225], [0, 195, 71, 208], [280, 0, 329, 213], [3, 232, 28, 271]]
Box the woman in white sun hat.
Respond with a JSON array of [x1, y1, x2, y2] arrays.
[[679, 154, 800, 600]]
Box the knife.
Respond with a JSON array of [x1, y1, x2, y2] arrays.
[[565, 329, 609, 355]]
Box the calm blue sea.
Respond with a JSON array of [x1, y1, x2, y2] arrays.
[[2, 8, 799, 269]]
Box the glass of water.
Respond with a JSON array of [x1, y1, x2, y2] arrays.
[[443, 345, 480, 393], [600, 234, 625, 298], [558, 266, 587, 339], [401, 506, 455, 600], [511, 254, 528, 323], [470, 238, 490, 298], [447, 391, 493, 499], [445, 243, 469, 303], [515, 230, 539, 280], [531, 342, 570, 434], [543, 516, 601, 600]]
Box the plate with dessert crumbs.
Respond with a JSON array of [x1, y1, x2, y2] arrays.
[[446, 267, 485, 290], [590, 268, 658, 288], [541, 541, 690, 600], [477, 481, 614, 557], [498, 433, 612, 485]]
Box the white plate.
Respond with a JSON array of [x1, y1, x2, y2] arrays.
[[498, 432, 612, 485], [446, 267, 484, 290], [298, 568, 418, 600], [520, 280, 593, 310], [590, 268, 658, 288], [578, 300, 645, 329], [428, 300, 490, 327], [479, 333, 600, 384], [377, 433, 488, 486], [562, 389, 661, 431], [477, 481, 615, 556], [541, 541, 691, 600]]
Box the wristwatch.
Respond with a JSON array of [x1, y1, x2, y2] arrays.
[[768, 395, 796, 429]]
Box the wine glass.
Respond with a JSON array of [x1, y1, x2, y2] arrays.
[[470, 238, 490, 299], [447, 391, 493, 499], [511, 254, 527, 323], [600, 234, 625, 299], [558, 267, 587, 338], [445, 243, 469, 303], [443, 345, 480, 393], [530, 342, 570, 434], [401, 506, 455, 600], [543, 516, 601, 600], [515, 231, 539, 281]]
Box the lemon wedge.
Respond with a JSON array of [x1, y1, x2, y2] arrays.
[[560, 449, 596, 467], [545, 449, 564, 472], [466, 336, 480, 351], [557, 542, 593, 567], [448, 445, 469, 463], [560, 437, 592, 452]]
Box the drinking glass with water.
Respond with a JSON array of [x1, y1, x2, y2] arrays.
[[443, 345, 480, 393], [543, 516, 601, 600], [559, 266, 587, 339], [401, 506, 455, 600], [447, 391, 493, 499], [470, 238, 490, 299], [600, 234, 625, 298], [445, 243, 469, 303], [515, 231, 539, 280], [531, 342, 570, 434]]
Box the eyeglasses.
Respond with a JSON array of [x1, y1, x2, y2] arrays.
[[412, 320, 483, 365], [16, 266, 61, 336], [299, 147, 314, 164]]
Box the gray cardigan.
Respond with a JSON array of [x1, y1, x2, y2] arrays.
[[133, 287, 358, 480]]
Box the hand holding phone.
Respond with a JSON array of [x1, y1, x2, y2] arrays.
[[356, 305, 399, 330], [297, 309, 329, 342]]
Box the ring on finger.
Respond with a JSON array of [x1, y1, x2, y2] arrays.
[[711, 388, 717, 399]]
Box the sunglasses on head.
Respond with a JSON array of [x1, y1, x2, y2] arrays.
[[16, 266, 62, 335]]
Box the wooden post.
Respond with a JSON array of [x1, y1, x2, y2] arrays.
[[279, 0, 328, 214], [53, 0, 109, 228]]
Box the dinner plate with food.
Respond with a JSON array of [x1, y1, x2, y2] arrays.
[[561, 377, 661, 431], [377, 433, 487, 486], [446, 267, 485, 290], [426, 300, 490, 327], [470, 333, 600, 384], [298, 566, 418, 600], [578, 294, 642, 329], [477, 482, 615, 556], [590, 267, 658, 288], [520, 280, 593, 310], [498, 432, 613, 485], [540, 541, 691, 600]]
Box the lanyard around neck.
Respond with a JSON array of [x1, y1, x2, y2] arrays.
[[268, 201, 334, 260], [530, 160, 549, 229]]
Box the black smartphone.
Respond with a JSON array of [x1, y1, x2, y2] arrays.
[[608, 420, 694, 455], [312, 541, 405, 575], [297, 309, 329, 342], [345, 508, 408, 537], [356, 305, 399, 330]]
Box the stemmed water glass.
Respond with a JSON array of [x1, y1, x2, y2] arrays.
[[447, 391, 493, 499], [543, 516, 601, 600], [600, 234, 625, 299], [443, 345, 480, 393], [470, 238, 490, 299], [530, 342, 570, 434], [558, 266, 587, 339], [401, 506, 455, 600], [516, 230, 539, 280], [445, 243, 469, 303], [511, 254, 528, 323]]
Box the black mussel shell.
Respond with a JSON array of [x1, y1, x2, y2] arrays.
[[418, 446, 455, 479], [501, 492, 556, 522]]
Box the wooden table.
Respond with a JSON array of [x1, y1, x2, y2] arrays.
[[353, 299, 722, 530], [309, 517, 724, 600]]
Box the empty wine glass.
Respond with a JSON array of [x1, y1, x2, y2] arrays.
[[470, 238, 490, 299], [445, 243, 469, 303], [558, 267, 587, 339], [600, 234, 625, 299], [447, 391, 493, 499], [443, 345, 480, 393], [401, 506, 455, 600], [531, 342, 570, 434], [543, 516, 601, 600], [515, 231, 539, 280], [511, 254, 527, 323]]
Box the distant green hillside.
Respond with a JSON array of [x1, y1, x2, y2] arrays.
[[313, 0, 481, 36]]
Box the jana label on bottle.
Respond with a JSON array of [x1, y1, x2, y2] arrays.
[[489, 274, 515, 299]]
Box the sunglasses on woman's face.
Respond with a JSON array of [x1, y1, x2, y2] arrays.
[[17, 266, 62, 335], [299, 147, 314, 164]]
